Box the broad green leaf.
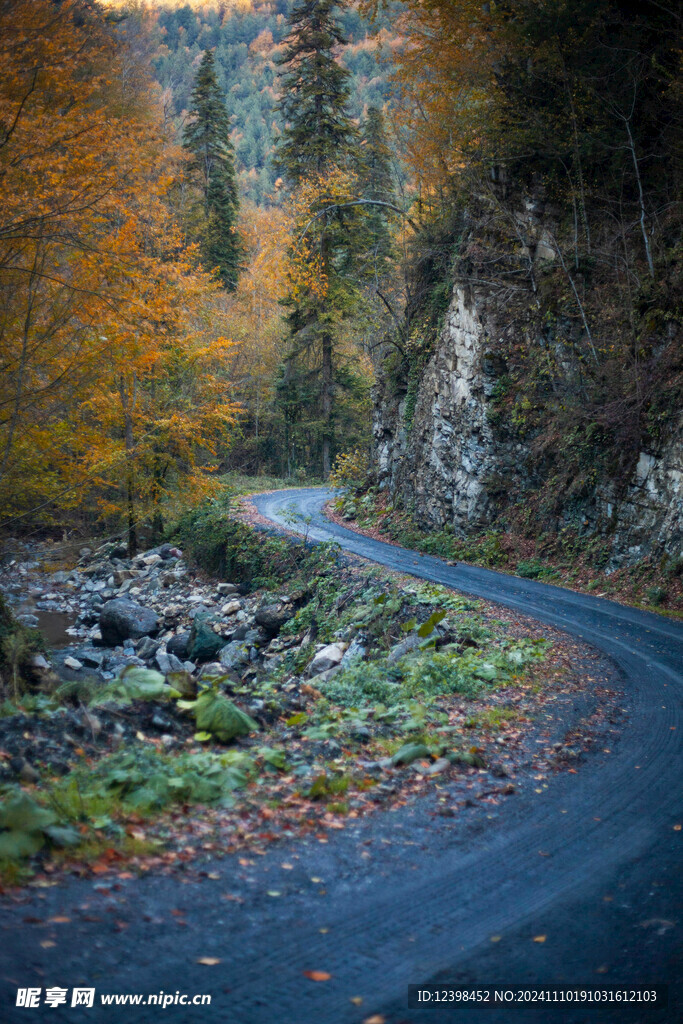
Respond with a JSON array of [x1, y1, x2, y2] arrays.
[[44, 824, 80, 847], [194, 692, 258, 742], [0, 829, 44, 859], [0, 791, 56, 832], [390, 742, 430, 766], [417, 610, 447, 639]]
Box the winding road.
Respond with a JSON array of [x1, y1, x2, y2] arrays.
[[250, 488, 683, 1021], [2, 486, 681, 1023]]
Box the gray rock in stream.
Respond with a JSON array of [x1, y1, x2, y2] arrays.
[[100, 599, 159, 645]]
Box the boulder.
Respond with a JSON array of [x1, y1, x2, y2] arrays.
[[308, 642, 347, 676], [221, 599, 242, 616], [141, 553, 163, 567], [218, 641, 250, 672], [341, 634, 367, 666], [99, 599, 159, 645], [78, 648, 105, 668], [17, 613, 39, 627], [155, 649, 185, 675], [387, 633, 420, 665], [166, 631, 190, 660], [136, 636, 161, 662], [188, 615, 224, 661], [255, 604, 291, 636], [217, 582, 239, 596]]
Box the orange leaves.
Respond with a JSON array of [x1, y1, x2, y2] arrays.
[[380, 0, 493, 204], [0, 1, 244, 528]]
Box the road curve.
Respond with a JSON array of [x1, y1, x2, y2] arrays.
[[250, 487, 683, 1022], [3, 488, 681, 1024]]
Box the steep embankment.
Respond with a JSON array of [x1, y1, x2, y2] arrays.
[[374, 278, 682, 570]]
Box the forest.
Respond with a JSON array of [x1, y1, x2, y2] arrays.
[[2, 0, 679, 555]]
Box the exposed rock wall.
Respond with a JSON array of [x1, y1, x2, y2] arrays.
[[373, 284, 682, 566]]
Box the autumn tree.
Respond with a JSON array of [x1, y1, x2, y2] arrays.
[[0, 1, 241, 547], [183, 49, 242, 291], [371, 0, 681, 512]]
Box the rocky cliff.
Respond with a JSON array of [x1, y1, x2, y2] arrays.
[[373, 282, 682, 567]]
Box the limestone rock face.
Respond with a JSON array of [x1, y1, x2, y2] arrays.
[[375, 286, 526, 533], [373, 284, 682, 566]]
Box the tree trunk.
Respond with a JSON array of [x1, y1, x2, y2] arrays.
[[624, 117, 655, 279], [120, 373, 138, 557], [321, 330, 332, 479]]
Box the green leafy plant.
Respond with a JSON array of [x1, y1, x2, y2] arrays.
[[0, 790, 79, 861], [63, 747, 253, 813], [93, 666, 172, 705], [178, 677, 258, 743]]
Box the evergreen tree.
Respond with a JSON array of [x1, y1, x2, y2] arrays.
[[183, 49, 241, 290], [275, 0, 358, 185], [357, 105, 396, 278], [275, 0, 367, 478]]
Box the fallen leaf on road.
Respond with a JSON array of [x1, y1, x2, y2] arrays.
[[303, 971, 331, 982], [196, 958, 221, 966], [49, 916, 70, 924], [363, 1016, 386, 1024], [490, 935, 501, 942], [267, 890, 281, 897], [532, 935, 547, 943], [350, 996, 363, 1005], [40, 940, 56, 948]]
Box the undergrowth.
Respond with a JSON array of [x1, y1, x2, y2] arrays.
[[333, 488, 683, 616]]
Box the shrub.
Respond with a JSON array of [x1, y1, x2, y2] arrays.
[[173, 493, 313, 589], [0, 595, 44, 698], [329, 448, 370, 493]]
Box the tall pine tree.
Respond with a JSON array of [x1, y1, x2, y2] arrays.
[[357, 105, 396, 280], [275, 0, 363, 478], [183, 50, 241, 291], [275, 0, 357, 185]]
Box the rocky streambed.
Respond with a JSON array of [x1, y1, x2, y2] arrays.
[[1, 539, 312, 694]]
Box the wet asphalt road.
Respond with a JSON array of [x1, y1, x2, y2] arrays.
[[2, 487, 681, 1024]]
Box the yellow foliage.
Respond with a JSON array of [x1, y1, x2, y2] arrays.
[[0, 0, 241, 536]]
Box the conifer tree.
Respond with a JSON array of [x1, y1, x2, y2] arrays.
[[357, 105, 396, 278], [183, 49, 241, 290], [275, 0, 357, 185], [275, 0, 365, 478]]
